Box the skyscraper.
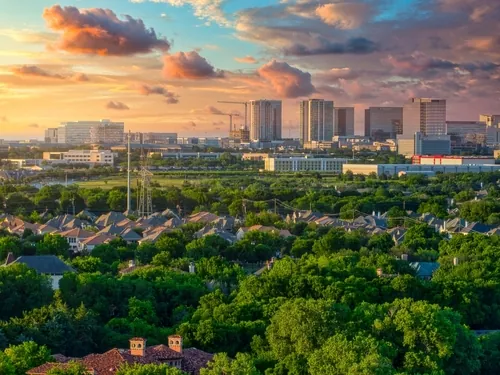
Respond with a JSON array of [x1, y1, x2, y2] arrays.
[[299, 99, 334, 144], [365, 107, 403, 139], [402, 98, 446, 138], [249, 100, 282, 141], [334, 107, 355, 136]]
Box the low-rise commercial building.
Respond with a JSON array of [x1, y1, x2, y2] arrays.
[[43, 150, 114, 165], [343, 163, 500, 176], [265, 156, 348, 173], [412, 155, 496, 165]]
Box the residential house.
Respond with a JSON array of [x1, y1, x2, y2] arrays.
[[194, 227, 236, 244], [27, 336, 213, 375], [59, 228, 94, 251], [236, 225, 293, 241], [79, 233, 115, 252], [409, 262, 440, 280], [95, 212, 127, 228], [4, 254, 75, 289]]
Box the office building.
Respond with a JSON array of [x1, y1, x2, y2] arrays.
[[480, 114, 500, 128], [131, 132, 178, 144], [265, 156, 348, 173], [57, 120, 124, 145], [412, 155, 496, 165], [487, 127, 500, 146], [335, 107, 355, 136], [249, 100, 282, 141], [43, 150, 115, 165], [402, 98, 446, 137], [90, 122, 124, 144], [299, 99, 334, 144], [44, 128, 59, 143], [446, 121, 487, 149], [365, 107, 403, 139], [343, 163, 500, 177], [398, 132, 451, 157]]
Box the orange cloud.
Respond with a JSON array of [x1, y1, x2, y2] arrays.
[[106, 101, 130, 110], [257, 60, 315, 98], [163, 51, 224, 79], [43, 5, 170, 56], [138, 84, 179, 104], [11, 65, 64, 79], [234, 55, 258, 64]]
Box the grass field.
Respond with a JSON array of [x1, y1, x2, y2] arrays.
[[76, 176, 190, 189]]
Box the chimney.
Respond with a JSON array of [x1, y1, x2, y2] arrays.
[[376, 268, 383, 277], [129, 260, 136, 268], [168, 335, 183, 354], [129, 337, 147, 357], [401, 254, 408, 261], [189, 262, 195, 274], [453, 257, 459, 266]]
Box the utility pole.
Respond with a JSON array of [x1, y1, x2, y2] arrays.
[[274, 199, 277, 215], [127, 130, 131, 213]]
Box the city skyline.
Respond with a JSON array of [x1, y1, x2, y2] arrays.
[[1, 0, 499, 139]]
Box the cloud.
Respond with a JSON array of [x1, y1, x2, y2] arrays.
[[28, 123, 39, 128], [283, 37, 379, 56], [192, 105, 225, 115], [131, 0, 229, 26], [138, 84, 179, 104], [11, 65, 64, 79], [212, 120, 225, 126], [72, 73, 90, 82], [257, 60, 315, 98], [163, 51, 224, 79], [106, 101, 130, 110], [188, 121, 197, 127], [0, 28, 57, 44], [235, 55, 258, 64], [315, 3, 370, 29], [315, 67, 360, 83], [43, 5, 170, 56]]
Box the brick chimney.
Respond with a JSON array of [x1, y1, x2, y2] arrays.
[[129, 337, 147, 357], [168, 335, 183, 354]]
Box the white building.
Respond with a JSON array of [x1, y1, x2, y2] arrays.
[[249, 100, 282, 141], [58, 120, 124, 144], [265, 156, 348, 173], [44, 128, 58, 143], [43, 150, 115, 165], [402, 98, 446, 137], [334, 107, 355, 136], [299, 99, 334, 144], [343, 163, 500, 176]]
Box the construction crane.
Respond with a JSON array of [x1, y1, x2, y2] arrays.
[[218, 101, 248, 129], [216, 113, 240, 133]]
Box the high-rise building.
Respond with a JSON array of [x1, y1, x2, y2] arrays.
[[44, 128, 58, 143], [402, 98, 446, 138], [249, 100, 282, 141], [334, 107, 355, 136], [299, 99, 334, 144], [131, 132, 178, 144], [480, 114, 500, 128], [90, 122, 124, 144], [364, 107, 403, 139], [446, 121, 487, 149], [57, 120, 124, 144]]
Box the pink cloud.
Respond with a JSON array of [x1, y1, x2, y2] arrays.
[[257, 60, 315, 98], [163, 51, 224, 79]]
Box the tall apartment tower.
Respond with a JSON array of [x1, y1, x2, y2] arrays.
[[334, 107, 355, 136], [402, 98, 446, 138], [299, 99, 334, 144], [249, 100, 282, 141], [365, 107, 403, 139]]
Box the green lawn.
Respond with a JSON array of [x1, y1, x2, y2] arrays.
[[76, 176, 190, 189]]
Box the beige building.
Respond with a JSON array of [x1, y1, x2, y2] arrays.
[[413, 155, 496, 165], [249, 100, 282, 141], [343, 163, 500, 176], [480, 114, 500, 128], [265, 156, 348, 173], [403, 98, 446, 137], [58, 120, 124, 144]]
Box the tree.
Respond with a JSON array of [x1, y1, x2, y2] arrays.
[[46, 362, 90, 375], [116, 363, 186, 375], [0, 264, 53, 320], [308, 334, 396, 375], [36, 234, 70, 257], [107, 190, 127, 212], [480, 332, 500, 375], [201, 353, 261, 375], [186, 235, 228, 260], [135, 242, 159, 264], [0, 237, 22, 261], [2, 341, 52, 375]]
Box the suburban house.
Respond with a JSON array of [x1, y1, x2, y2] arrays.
[[27, 336, 213, 375], [59, 228, 94, 251], [4, 254, 75, 289], [236, 225, 293, 241], [78, 233, 115, 252]]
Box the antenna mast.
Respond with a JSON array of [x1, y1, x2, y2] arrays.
[[137, 145, 153, 217]]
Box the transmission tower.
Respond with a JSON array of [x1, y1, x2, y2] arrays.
[[137, 147, 153, 217]]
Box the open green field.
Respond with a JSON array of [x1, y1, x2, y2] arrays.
[[76, 176, 190, 189]]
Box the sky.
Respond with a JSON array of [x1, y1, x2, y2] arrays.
[[0, 0, 499, 139]]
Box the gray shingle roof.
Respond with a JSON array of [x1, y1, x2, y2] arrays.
[[11, 256, 75, 275]]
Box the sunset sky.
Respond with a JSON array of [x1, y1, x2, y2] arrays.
[[0, 0, 499, 139]]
